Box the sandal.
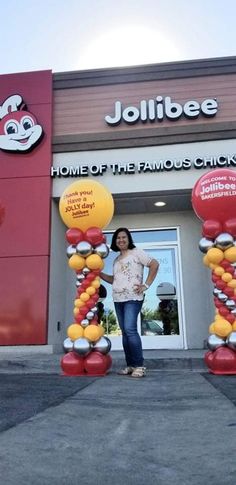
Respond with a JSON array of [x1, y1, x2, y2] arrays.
[[117, 366, 134, 375], [131, 367, 146, 378]]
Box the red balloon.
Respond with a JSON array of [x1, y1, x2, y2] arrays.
[[66, 228, 84, 244], [212, 274, 219, 283], [215, 280, 226, 290], [207, 347, 236, 374], [79, 305, 90, 316], [224, 287, 235, 297], [192, 168, 236, 223], [202, 220, 222, 239], [61, 352, 85, 376], [104, 353, 112, 371], [220, 259, 231, 270], [204, 350, 214, 370], [214, 298, 222, 308], [226, 314, 235, 324], [218, 306, 230, 317], [84, 351, 108, 375], [223, 218, 236, 237], [84, 227, 104, 246]]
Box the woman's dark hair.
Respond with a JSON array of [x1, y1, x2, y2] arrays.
[[110, 227, 136, 252]]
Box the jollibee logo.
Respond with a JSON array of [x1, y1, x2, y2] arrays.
[[0, 94, 43, 153]]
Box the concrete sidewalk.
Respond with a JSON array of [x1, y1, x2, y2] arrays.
[[0, 349, 207, 374], [0, 368, 236, 484]]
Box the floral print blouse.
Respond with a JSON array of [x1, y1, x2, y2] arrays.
[[112, 248, 152, 302]]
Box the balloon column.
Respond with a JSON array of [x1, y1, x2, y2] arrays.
[[59, 180, 114, 376], [192, 168, 236, 374]]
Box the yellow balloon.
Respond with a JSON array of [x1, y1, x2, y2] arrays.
[[221, 272, 233, 283], [209, 323, 215, 334], [67, 324, 84, 341], [207, 248, 224, 265], [228, 279, 236, 289], [232, 321, 236, 331], [203, 254, 210, 267], [68, 254, 85, 271], [73, 307, 80, 316], [86, 254, 104, 270], [74, 299, 85, 308], [84, 324, 101, 342], [59, 179, 114, 230], [91, 280, 100, 289], [86, 286, 96, 296], [214, 266, 225, 276], [209, 263, 217, 270], [80, 292, 90, 302], [224, 246, 236, 263], [214, 319, 232, 338]]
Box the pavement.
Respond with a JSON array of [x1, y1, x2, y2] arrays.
[[0, 349, 236, 485]]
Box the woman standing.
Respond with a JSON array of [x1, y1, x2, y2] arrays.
[[101, 228, 159, 378]]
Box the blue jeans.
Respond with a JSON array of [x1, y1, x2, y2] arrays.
[[114, 300, 144, 367]]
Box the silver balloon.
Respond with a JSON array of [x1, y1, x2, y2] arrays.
[[76, 274, 85, 282], [92, 336, 110, 354], [91, 306, 98, 313], [213, 288, 222, 297], [231, 308, 236, 316], [76, 241, 93, 257], [225, 299, 236, 310], [76, 281, 82, 287], [86, 311, 94, 320], [81, 318, 89, 327], [226, 332, 236, 352], [215, 233, 234, 250], [104, 336, 112, 352], [207, 334, 226, 350], [63, 337, 74, 353], [83, 267, 91, 275], [199, 238, 214, 253], [94, 243, 109, 258], [66, 245, 77, 258], [73, 337, 91, 356], [217, 292, 228, 302]]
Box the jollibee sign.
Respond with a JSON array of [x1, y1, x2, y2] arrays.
[[0, 94, 44, 153]]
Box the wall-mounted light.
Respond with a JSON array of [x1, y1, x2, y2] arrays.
[[154, 201, 166, 207]]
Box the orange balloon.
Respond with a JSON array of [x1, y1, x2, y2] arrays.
[[67, 323, 84, 340], [224, 247, 236, 263], [207, 248, 224, 264], [214, 319, 232, 338], [214, 266, 225, 276], [84, 324, 101, 342], [208, 322, 215, 334], [86, 254, 104, 270], [80, 292, 90, 302], [232, 321, 236, 331], [68, 254, 85, 271], [228, 279, 236, 289], [74, 299, 85, 308], [86, 286, 96, 296], [91, 280, 100, 289], [221, 272, 233, 283]]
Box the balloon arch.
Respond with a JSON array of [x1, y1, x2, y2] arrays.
[[59, 180, 114, 376], [192, 168, 236, 374]]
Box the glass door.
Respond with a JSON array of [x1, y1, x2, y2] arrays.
[[100, 229, 185, 350]]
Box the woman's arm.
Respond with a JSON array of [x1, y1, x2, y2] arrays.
[[135, 259, 159, 294], [100, 272, 114, 285], [145, 259, 159, 288]]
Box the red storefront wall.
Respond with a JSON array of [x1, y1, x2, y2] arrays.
[[0, 70, 52, 345]]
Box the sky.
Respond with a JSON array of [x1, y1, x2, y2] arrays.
[[1, 0, 236, 75]]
